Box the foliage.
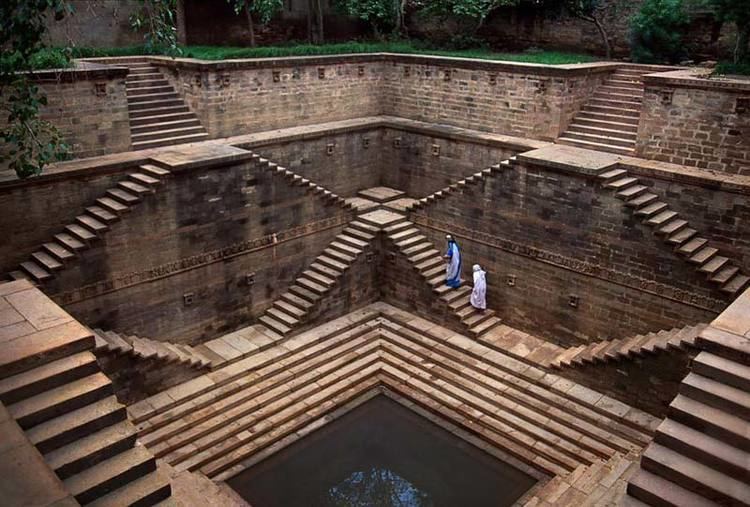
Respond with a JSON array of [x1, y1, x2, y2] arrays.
[[629, 0, 689, 63], [540, 0, 611, 57], [416, 0, 521, 32], [228, 0, 284, 24], [714, 61, 750, 75], [42, 42, 597, 64], [0, 0, 72, 179], [334, 0, 407, 36], [701, 0, 749, 63], [130, 0, 181, 56]]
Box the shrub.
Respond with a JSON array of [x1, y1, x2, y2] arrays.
[[630, 0, 689, 64]]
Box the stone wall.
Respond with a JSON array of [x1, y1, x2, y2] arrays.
[[636, 70, 750, 176], [45, 0, 143, 48], [408, 159, 724, 345]]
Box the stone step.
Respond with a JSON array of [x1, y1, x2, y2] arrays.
[[624, 192, 658, 208], [301, 269, 335, 288], [265, 308, 299, 328], [86, 205, 119, 224], [126, 79, 170, 90], [689, 246, 718, 265], [297, 276, 328, 295], [698, 256, 729, 276], [258, 315, 291, 336], [598, 168, 629, 182], [53, 233, 86, 253], [87, 467, 171, 507], [288, 284, 320, 304], [657, 218, 688, 236], [389, 227, 420, 242], [117, 180, 152, 196], [646, 210, 678, 227], [415, 255, 443, 272], [139, 164, 171, 178], [574, 116, 639, 132], [588, 97, 642, 109], [576, 110, 640, 125], [317, 255, 348, 272], [617, 184, 649, 200], [641, 442, 748, 505], [349, 220, 380, 235], [608, 78, 644, 88], [129, 106, 191, 121], [681, 372, 750, 420], [127, 91, 179, 103], [403, 241, 431, 257], [107, 188, 141, 205], [462, 308, 495, 327], [45, 420, 137, 479], [562, 130, 636, 148], [133, 132, 209, 150], [567, 123, 638, 139], [126, 72, 164, 82], [102, 330, 134, 354], [309, 262, 342, 280], [470, 316, 502, 337], [336, 233, 368, 250], [76, 214, 108, 234], [667, 227, 697, 246], [19, 261, 51, 282], [8, 372, 112, 429], [31, 251, 63, 272], [710, 266, 739, 285], [0, 352, 98, 406], [131, 125, 206, 143], [63, 445, 156, 504], [697, 327, 750, 365], [693, 352, 750, 393], [582, 104, 640, 118], [627, 468, 718, 507], [27, 395, 126, 454], [342, 226, 375, 242], [279, 291, 314, 312], [382, 221, 411, 235], [669, 394, 750, 451], [126, 83, 173, 95], [440, 285, 471, 304], [634, 201, 668, 218], [678, 237, 708, 256], [129, 172, 161, 187], [95, 197, 129, 216], [722, 274, 750, 295], [557, 137, 634, 155], [128, 98, 184, 111], [273, 300, 307, 320], [593, 91, 643, 103], [41, 242, 75, 263], [655, 418, 750, 480]]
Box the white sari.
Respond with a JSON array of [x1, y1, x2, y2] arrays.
[[470, 264, 487, 310]]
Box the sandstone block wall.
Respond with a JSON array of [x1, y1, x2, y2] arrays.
[[636, 71, 750, 176], [45, 0, 143, 48]]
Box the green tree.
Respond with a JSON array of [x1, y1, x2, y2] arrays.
[[0, 0, 72, 179], [630, 0, 689, 63], [335, 0, 408, 38], [417, 0, 521, 35], [704, 0, 749, 63], [228, 0, 284, 47], [560, 0, 611, 58], [130, 0, 181, 56]]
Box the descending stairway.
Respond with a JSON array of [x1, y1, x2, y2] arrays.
[[92, 328, 215, 370], [0, 330, 171, 505], [407, 159, 511, 213], [549, 323, 708, 370], [598, 167, 750, 297], [257, 225, 374, 336], [128, 306, 658, 488], [627, 325, 750, 506], [125, 61, 208, 150], [559, 66, 652, 155], [10, 164, 171, 284], [375, 216, 503, 337]]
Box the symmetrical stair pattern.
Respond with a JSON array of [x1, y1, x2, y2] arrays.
[[627, 325, 750, 506], [377, 215, 503, 337], [549, 323, 708, 370], [559, 66, 651, 155], [10, 164, 171, 284], [407, 159, 510, 213], [0, 331, 171, 505], [128, 305, 659, 495], [92, 328, 214, 370], [257, 225, 373, 336], [599, 167, 750, 297], [125, 61, 208, 150]]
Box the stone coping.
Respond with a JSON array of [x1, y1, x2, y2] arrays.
[[0, 116, 547, 187], [643, 68, 750, 92], [711, 286, 750, 337], [518, 144, 750, 195], [25, 60, 128, 83], [84, 52, 626, 77]]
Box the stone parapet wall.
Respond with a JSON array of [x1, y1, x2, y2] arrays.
[[636, 70, 750, 176]]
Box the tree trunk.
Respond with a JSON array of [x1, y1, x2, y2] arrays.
[[316, 0, 324, 43], [583, 15, 611, 59], [245, 4, 256, 48], [735, 23, 749, 64], [307, 0, 313, 42]]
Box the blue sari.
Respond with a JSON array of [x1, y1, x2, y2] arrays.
[[445, 240, 462, 288]]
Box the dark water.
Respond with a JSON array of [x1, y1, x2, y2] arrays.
[[227, 396, 536, 507]]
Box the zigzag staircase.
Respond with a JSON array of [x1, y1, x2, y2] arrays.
[[548, 323, 708, 370], [0, 324, 171, 505], [257, 224, 374, 336], [124, 61, 208, 150], [627, 324, 750, 506], [375, 215, 503, 338], [9, 164, 171, 284], [599, 167, 750, 297], [92, 328, 215, 370]]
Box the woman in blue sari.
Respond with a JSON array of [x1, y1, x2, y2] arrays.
[[444, 234, 462, 288]]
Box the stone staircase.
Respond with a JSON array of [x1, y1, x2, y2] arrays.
[[626, 325, 750, 506], [376, 215, 503, 337], [559, 66, 652, 155], [407, 159, 510, 213], [128, 305, 659, 491], [125, 61, 208, 150], [549, 323, 708, 370], [257, 224, 373, 336], [0, 302, 171, 504], [92, 328, 215, 370], [599, 167, 750, 297], [9, 164, 171, 284]]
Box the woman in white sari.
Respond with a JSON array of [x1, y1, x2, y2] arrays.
[[470, 264, 487, 311]]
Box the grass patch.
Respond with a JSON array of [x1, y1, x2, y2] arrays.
[[41, 41, 598, 66], [713, 61, 750, 76]]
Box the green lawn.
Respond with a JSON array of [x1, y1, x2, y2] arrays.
[[32, 41, 599, 68]]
